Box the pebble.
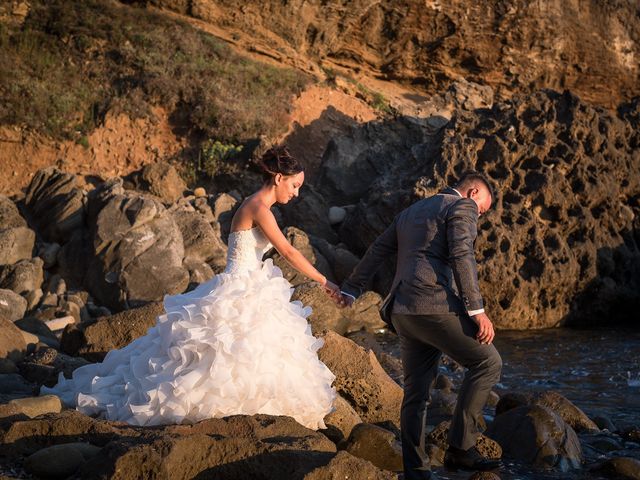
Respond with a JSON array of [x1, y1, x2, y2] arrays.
[[328, 206, 346, 225]]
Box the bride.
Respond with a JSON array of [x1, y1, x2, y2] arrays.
[[42, 146, 339, 430]]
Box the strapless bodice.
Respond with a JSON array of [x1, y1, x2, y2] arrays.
[[224, 226, 272, 274]]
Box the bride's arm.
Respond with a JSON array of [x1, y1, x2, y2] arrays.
[[254, 205, 329, 286]]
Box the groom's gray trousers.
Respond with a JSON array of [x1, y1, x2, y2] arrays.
[[391, 312, 502, 479]]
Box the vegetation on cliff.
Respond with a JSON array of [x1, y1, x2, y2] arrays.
[[0, 0, 309, 143]]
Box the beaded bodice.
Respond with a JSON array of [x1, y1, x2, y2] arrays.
[[224, 227, 272, 274]]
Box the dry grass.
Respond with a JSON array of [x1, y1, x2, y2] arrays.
[[0, 0, 310, 142]]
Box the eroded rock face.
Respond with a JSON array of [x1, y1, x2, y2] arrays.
[[85, 191, 189, 311], [23, 167, 85, 243], [156, 0, 639, 108], [317, 331, 402, 428], [325, 91, 640, 328]]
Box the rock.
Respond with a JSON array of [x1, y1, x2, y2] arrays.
[[7, 395, 62, 418], [303, 450, 397, 479], [184, 258, 215, 285], [193, 187, 207, 198], [328, 206, 346, 225], [0, 373, 36, 396], [467, 473, 501, 480], [0, 257, 44, 296], [85, 192, 189, 311], [427, 389, 459, 425], [138, 161, 187, 204], [594, 457, 640, 479], [292, 282, 347, 335], [0, 358, 17, 374], [25, 442, 101, 479], [593, 415, 617, 432], [14, 316, 57, 341], [318, 331, 403, 428], [486, 405, 582, 470], [271, 227, 321, 286], [281, 185, 338, 242], [343, 291, 387, 333], [0, 196, 26, 230], [171, 206, 227, 266], [45, 315, 75, 332], [322, 394, 362, 443], [343, 423, 403, 472], [56, 229, 92, 288], [18, 347, 89, 386], [37, 242, 61, 269], [0, 289, 27, 322], [345, 330, 403, 385], [0, 410, 118, 457], [60, 302, 164, 361], [24, 288, 43, 310], [24, 167, 85, 243], [320, 91, 640, 328], [308, 235, 361, 285], [209, 192, 239, 240], [434, 374, 454, 392], [426, 421, 501, 466], [495, 391, 598, 432], [0, 226, 35, 266], [0, 317, 27, 362]]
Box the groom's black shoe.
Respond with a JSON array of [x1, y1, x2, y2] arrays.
[[444, 446, 501, 471]]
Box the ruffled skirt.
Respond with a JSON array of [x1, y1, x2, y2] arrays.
[[42, 259, 336, 429]]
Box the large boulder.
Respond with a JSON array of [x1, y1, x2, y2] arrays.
[[281, 185, 338, 243], [85, 192, 189, 311], [171, 204, 227, 267], [61, 302, 164, 361], [23, 167, 85, 243], [0, 258, 44, 296], [303, 450, 397, 480], [0, 317, 28, 362], [322, 394, 362, 444], [495, 391, 598, 433], [486, 404, 582, 471], [292, 282, 347, 335], [0, 289, 27, 322], [317, 331, 403, 428], [0, 195, 35, 266], [136, 161, 187, 204], [342, 423, 403, 472], [271, 227, 333, 287]]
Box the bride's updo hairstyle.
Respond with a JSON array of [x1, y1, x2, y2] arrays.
[[256, 146, 303, 184]]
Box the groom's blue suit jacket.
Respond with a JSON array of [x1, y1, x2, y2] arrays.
[[342, 187, 484, 321]]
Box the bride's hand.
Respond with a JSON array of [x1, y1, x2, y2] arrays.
[[322, 280, 342, 303]]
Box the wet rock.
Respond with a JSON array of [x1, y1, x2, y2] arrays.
[[303, 450, 396, 479], [0, 317, 27, 362], [137, 161, 187, 204], [85, 191, 189, 311], [24, 167, 85, 243], [495, 391, 598, 432], [25, 442, 101, 479], [171, 204, 227, 266], [593, 457, 640, 479], [0, 289, 27, 322], [486, 405, 582, 470], [342, 423, 403, 472], [6, 395, 62, 418], [322, 394, 362, 444], [60, 302, 164, 361], [593, 415, 617, 432], [426, 421, 501, 467], [0, 257, 44, 296], [318, 331, 403, 428]]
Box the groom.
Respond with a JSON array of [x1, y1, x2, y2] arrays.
[[341, 172, 502, 479]]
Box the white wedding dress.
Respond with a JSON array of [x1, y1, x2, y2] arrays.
[[42, 226, 336, 429]]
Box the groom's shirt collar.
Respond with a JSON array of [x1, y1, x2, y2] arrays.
[[451, 187, 463, 197]]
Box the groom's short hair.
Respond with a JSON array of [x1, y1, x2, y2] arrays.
[[455, 171, 494, 200]]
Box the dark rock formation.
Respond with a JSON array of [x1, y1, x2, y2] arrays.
[[486, 404, 582, 471], [23, 167, 85, 243], [322, 91, 640, 328]]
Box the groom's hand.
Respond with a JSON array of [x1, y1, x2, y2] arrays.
[[471, 312, 495, 344]]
